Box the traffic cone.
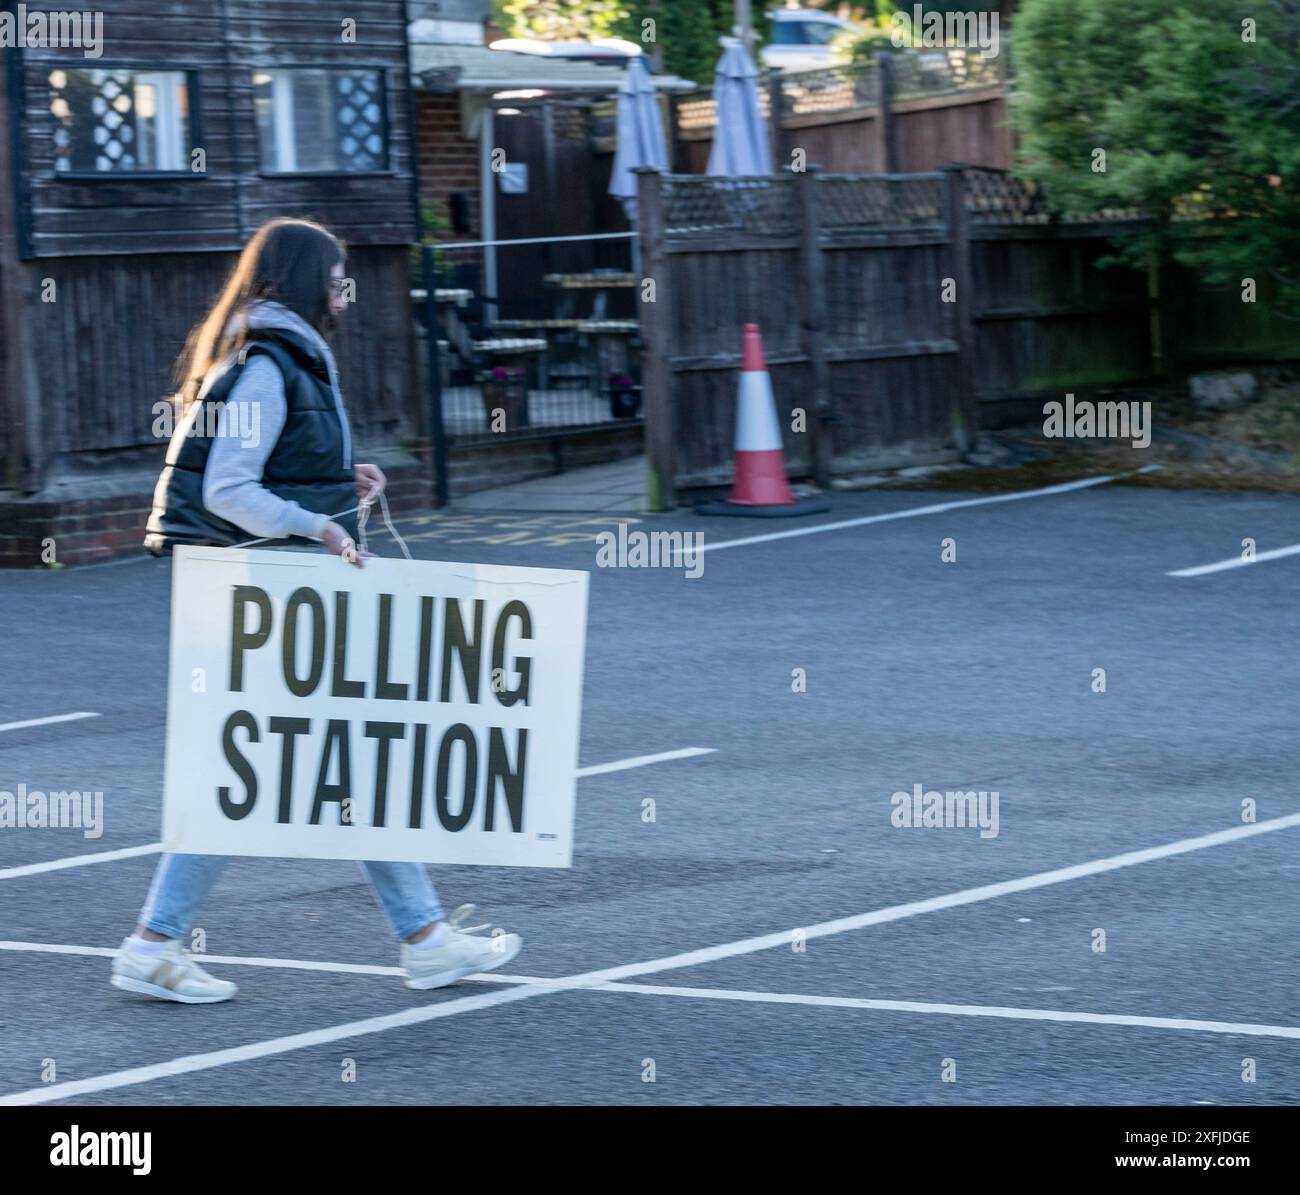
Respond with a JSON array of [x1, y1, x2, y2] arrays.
[[697, 324, 829, 518]]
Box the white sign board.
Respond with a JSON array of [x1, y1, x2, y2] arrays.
[[162, 547, 588, 867]]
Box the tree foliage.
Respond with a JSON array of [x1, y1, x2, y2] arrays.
[[491, 1, 765, 85], [1014, 0, 1300, 316], [493, 0, 632, 41]]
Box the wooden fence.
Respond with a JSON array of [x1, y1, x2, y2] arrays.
[[672, 51, 1014, 176], [635, 166, 1168, 506], [0, 245, 416, 490]]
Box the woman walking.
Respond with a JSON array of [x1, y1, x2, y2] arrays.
[[116, 217, 521, 1003]]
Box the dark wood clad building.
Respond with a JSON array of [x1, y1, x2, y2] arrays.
[[0, 0, 424, 566]]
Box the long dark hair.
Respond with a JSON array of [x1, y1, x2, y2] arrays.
[[174, 217, 344, 407]]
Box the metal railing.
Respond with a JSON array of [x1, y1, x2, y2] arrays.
[[416, 233, 644, 468]]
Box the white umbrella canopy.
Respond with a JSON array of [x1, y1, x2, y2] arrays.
[[608, 55, 669, 222], [706, 42, 773, 177]]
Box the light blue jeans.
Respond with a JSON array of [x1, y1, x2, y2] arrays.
[[138, 854, 445, 942]]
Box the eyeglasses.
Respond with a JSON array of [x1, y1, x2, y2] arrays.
[[330, 278, 350, 295]]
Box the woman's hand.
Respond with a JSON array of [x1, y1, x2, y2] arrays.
[[322, 520, 374, 568], [354, 462, 387, 501]]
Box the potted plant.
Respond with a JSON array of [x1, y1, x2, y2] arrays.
[[479, 365, 529, 430], [607, 371, 642, 419]]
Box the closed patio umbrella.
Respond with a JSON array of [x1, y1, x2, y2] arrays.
[[608, 55, 669, 226], [707, 41, 772, 177]]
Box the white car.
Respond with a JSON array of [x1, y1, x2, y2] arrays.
[[761, 7, 859, 73]]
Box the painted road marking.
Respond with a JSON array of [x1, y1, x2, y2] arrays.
[[0, 749, 716, 881], [4, 940, 1292, 1042], [0, 941, 535, 984], [6, 809, 1296, 1105], [586, 983, 1300, 1041], [0, 843, 163, 882], [577, 747, 716, 777], [680, 467, 1163, 557], [1168, 543, 1300, 578], [394, 513, 641, 550], [0, 711, 99, 734]]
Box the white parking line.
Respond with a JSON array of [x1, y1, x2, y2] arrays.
[[1168, 543, 1300, 578], [0, 842, 162, 881], [0, 941, 536, 983], [0, 748, 717, 882], [587, 982, 1300, 1041], [577, 747, 715, 777], [6, 808, 1296, 1105], [681, 467, 1162, 557], [6, 940, 1293, 1042], [0, 711, 99, 734]]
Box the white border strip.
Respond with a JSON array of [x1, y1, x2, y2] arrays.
[[6, 809, 1297, 1105], [1168, 543, 1300, 578], [682, 467, 1162, 557]]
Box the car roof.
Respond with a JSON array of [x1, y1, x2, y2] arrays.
[[767, 7, 850, 22]]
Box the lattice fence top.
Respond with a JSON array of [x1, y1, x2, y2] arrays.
[[662, 175, 800, 240], [675, 92, 716, 131], [961, 167, 1050, 225], [890, 46, 1003, 99], [677, 46, 1004, 133], [775, 61, 880, 118], [817, 174, 946, 234], [677, 85, 776, 132], [961, 167, 1144, 225], [656, 168, 1144, 243]]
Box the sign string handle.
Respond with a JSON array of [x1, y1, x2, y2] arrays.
[[229, 486, 413, 560], [355, 486, 413, 561]]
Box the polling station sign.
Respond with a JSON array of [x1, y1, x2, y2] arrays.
[[161, 546, 588, 867]]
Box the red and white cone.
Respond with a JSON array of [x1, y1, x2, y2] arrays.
[[697, 323, 828, 518]]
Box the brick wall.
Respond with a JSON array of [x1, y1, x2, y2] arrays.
[[0, 456, 435, 570], [446, 425, 644, 496], [0, 427, 645, 569], [416, 93, 480, 238]]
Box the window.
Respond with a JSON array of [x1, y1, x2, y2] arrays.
[[48, 68, 192, 173], [770, 20, 842, 47], [804, 22, 841, 46], [770, 22, 809, 46], [253, 68, 388, 173]]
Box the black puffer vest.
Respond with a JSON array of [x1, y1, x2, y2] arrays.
[[144, 326, 358, 555]]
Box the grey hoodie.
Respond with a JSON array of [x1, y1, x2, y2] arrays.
[[201, 301, 354, 542]]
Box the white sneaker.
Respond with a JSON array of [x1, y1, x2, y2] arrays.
[[401, 905, 522, 991], [110, 936, 237, 1004]]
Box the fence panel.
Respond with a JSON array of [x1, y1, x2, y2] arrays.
[[639, 166, 1257, 502], [645, 171, 964, 491], [678, 51, 1013, 176]]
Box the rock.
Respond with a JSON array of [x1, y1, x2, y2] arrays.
[[1188, 371, 1258, 413]]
